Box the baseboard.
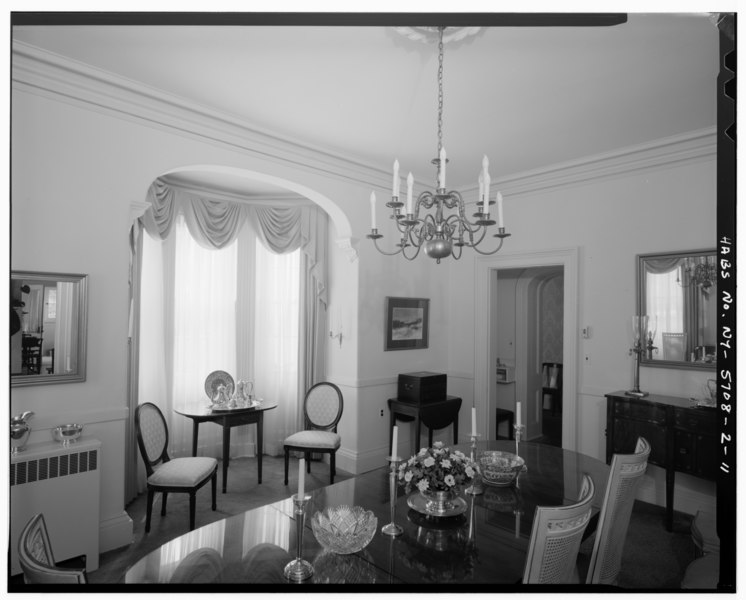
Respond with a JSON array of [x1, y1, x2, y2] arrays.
[[99, 511, 134, 555], [336, 446, 386, 475]]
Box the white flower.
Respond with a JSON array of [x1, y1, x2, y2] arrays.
[[441, 459, 452, 469], [465, 466, 475, 478], [433, 441, 444, 449], [417, 479, 429, 492], [418, 448, 428, 457], [404, 471, 413, 482], [423, 456, 435, 468], [444, 474, 456, 487]]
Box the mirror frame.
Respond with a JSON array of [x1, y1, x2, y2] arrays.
[[637, 249, 716, 371], [11, 271, 88, 387]]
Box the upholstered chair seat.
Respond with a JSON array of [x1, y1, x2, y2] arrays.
[[284, 382, 344, 486], [148, 457, 219, 487], [283, 430, 341, 451]]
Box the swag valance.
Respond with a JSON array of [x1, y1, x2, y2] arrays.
[[139, 178, 327, 306]]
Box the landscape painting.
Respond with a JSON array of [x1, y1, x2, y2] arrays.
[[385, 297, 429, 351]]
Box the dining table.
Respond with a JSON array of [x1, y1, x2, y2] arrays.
[[124, 440, 610, 587], [174, 399, 278, 493]]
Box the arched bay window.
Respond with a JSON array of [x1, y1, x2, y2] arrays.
[[126, 177, 328, 500]]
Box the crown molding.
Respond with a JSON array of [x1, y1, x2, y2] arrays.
[[13, 41, 717, 199]]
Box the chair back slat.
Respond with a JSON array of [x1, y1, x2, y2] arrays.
[[523, 473, 595, 584], [586, 436, 651, 585], [304, 382, 343, 430]]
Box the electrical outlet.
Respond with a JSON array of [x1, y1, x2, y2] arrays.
[[380, 409, 384, 417]]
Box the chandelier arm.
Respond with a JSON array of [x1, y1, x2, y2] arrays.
[[401, 243, 422, 261], [371, 237, 406, 256], [470, 236, 507, 256]]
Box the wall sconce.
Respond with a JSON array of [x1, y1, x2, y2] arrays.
[[329, 329, 343, 348]]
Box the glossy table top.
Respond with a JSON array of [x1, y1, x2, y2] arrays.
[[125, 441, 609, 586]]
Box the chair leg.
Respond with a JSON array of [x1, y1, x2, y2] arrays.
[[330, 453, 336, 485], [189, 492, 196, 531], [284, 448, 290, 485], [161, 492, 168, 516], [145, 488, 154, 533], [211, 471, 217, 511], [306, 452, 311, 473]]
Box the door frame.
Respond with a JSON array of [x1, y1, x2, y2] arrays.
[[474, 247, 579, 451]]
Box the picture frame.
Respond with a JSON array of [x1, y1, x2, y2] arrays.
[[384, 297, 429, 351]]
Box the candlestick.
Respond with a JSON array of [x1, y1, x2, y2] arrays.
[[283, 493, 314, 581], [465, 433, 483, 496], [439, 147, 447, 189], [482, 155, 490, 214], [298, 458, 305, 499], [393, 159, 400, 198], [381, 457, 403, 536], [406, 172, 414, 215], [514, 423, 525, 459], [497, 191, 504, 228]]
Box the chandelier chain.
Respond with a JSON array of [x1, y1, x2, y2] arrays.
[[437, 26, 444, 164]]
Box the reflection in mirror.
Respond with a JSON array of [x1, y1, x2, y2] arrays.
[[10, 271, 88, 386], [637, 250, 716, 370]]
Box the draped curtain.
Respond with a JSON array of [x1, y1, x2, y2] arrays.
[[125, 178, 328, 502]]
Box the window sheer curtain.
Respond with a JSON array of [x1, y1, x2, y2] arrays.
[[125, 178, 328, 502]]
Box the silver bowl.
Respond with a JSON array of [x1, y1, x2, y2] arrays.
[[479, 451, 525, 487], [311, 505, 377, 554], [53, 423, 83, 446]]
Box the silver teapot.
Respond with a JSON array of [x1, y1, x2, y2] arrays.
[[11, 411, 34, 455]]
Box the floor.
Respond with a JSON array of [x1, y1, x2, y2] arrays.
[[11, 454, 699, 589]]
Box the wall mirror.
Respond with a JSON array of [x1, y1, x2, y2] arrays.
[[11, 271, 88, 386], [637, 249, 716, 370]]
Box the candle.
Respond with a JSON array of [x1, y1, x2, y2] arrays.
[[66, 356, 71, 372], [478, 173, 484, 209], [370, 191, 377, 230], [406, 172, 414, 215], [393, 159, 400, 197], [471, 407, 477, 436], [298, 458, 305, 499], [516, 401, 522, 427], [515, 511, 520, 538], [497, 191, 504, 228], [439, 147, 447, 189], [391, 425, 398, 458], [482, 155, 491, 215]]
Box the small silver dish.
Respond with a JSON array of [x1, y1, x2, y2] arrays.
[[53, 423, 83, 446], [479, 450, 525, 487]]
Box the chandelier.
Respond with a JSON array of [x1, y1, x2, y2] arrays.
[[367, 26, 510, 263], [677, 255, 717, 290]]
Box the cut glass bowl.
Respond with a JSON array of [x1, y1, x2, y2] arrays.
[[479, 451, 525, 487], [311, 505, 377, 554]]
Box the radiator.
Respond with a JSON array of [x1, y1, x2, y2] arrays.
[[10, 437, 101, 575]]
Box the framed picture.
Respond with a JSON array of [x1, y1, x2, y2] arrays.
[[385, 297, 429, 351]]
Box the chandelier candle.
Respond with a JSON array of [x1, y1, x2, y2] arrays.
[[370, 192, 377, 230], [366, 26, 511, 263]]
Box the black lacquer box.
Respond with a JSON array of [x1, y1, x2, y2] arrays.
[[397, 372, 447, 404]]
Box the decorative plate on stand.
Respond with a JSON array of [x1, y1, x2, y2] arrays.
[[204, 370, 235, 400]]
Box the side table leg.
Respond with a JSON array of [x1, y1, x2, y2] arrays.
[[257, 414, 263, 484], [665, 467, 674, 531], [192, 421, 199, 456], [222, 425, 231, 494]]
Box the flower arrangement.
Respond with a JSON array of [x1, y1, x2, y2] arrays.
[[397, 441, 476, 495]]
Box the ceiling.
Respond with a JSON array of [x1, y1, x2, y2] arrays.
[[12, 13, 720, 196]]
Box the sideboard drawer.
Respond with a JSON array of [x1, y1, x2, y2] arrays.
[[674, 407, 717, 433], [612, 399, 667, 425]]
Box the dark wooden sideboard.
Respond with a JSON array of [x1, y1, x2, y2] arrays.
[[605, 391, 717, 530]]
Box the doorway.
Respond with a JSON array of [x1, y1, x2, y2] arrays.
[[474, 248, 578, 451]]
